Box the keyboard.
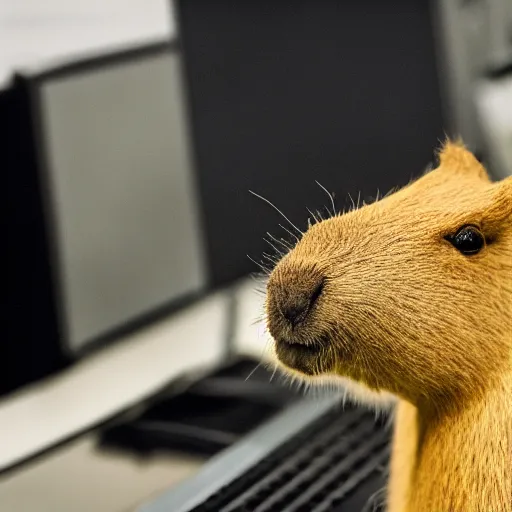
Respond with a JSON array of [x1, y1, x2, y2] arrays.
[[138, 397, 391, 512]]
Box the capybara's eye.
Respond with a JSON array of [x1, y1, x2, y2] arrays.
[[446, 225, 485, 255]]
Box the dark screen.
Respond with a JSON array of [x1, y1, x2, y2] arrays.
[[176, 0, 445, 287]]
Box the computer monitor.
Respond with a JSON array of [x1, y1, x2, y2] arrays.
[[36, 45, 206, 352], [5, 43, 207, 394], [174, 0, 446, 287]]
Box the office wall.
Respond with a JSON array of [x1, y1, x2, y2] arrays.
[[0, 0, 174, 87]]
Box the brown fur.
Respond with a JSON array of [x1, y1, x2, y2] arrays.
[[265, 141, 512, 511]]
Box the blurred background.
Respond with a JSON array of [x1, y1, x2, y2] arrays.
[[2, 1, 512, 511]]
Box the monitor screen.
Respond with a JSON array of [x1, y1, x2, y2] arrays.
[[176, 0, 446, 287], [36, 48, 207, 354]]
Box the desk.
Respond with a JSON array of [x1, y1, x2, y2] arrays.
[[0, 279, 270, 512], [0, 435, 202, 512]]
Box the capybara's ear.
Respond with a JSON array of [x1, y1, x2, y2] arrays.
[[437, 138, 490, 182]]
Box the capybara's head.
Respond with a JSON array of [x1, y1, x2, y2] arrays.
[[266, 141, 512, 410]]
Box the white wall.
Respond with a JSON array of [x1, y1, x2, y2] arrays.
[[0, 0, 176, 86]]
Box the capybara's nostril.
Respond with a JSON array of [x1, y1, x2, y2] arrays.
[[276, 274, 324, 328], [282, 302, 309, 327]]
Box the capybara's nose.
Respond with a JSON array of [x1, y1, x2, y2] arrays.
[[268, 265, 324, 328]]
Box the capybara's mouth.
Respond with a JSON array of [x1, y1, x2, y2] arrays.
[[274, 338, 331, 376]]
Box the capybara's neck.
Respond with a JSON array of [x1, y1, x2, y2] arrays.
[[408, 371, 512, 512]]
